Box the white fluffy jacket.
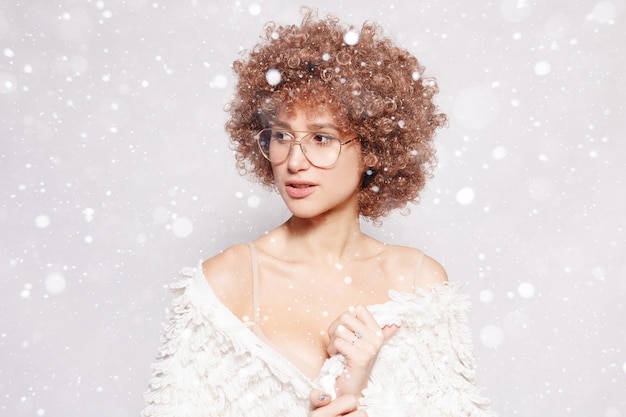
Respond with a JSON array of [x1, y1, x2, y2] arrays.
[[142, 265, 496, 417]]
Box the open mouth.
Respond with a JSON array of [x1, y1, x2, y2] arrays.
[[285, 182, 316, 197]]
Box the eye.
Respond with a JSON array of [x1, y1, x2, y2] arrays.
[[272, 130, 291, 143], [310, 133, 336, 146]]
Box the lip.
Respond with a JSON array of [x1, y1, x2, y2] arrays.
[[284, 181, 317, 198]]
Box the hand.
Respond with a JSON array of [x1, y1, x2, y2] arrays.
[[308, 389, 367, 417], [326, 305, 399, 396]]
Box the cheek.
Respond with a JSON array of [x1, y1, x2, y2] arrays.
[[336, 158, 365, 189], [347, 150, 366, 177], [270, 163, 281, 181]]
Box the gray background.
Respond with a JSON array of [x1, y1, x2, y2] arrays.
[[1, 0, 624, 416]]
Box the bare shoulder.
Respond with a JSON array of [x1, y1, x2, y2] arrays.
[[384, 244, 448, 291], [201, 243, 252, 314], [419, 253, 449, 290]]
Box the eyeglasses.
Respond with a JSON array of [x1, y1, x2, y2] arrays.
[[255, 128, 358, 168]]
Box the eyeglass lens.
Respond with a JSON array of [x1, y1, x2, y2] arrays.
[[257, 129, 342, 167]]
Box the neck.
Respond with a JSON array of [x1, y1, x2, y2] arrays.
[[281, 214, 365, 265]]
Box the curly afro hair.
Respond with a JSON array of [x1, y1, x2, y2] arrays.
[[225, 9, 447, 221]]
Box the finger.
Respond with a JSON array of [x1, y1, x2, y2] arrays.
[[336, 307, 383, 348], [335, 314, 368, 342], [327, 308, 357, 336], [314, 394, 358, 415], [381, 323, 400, 340], [328, 322, 378, 358], [339, 313, 381, 349], [327, 309, 386, 357], [329, 329, 394, 369], [345, 409, 368, 417], [353, 305, 384, 334], [327, 323, 356, 356], [332, 394, 360, 414], [331, 336, 378, 363], [353, 305, 401, 343], [309, 389, 332, 409]]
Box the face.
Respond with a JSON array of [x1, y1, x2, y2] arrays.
[[269, 106, 364, 221]]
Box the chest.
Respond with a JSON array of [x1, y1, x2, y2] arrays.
[[248, 258, 414, 379]]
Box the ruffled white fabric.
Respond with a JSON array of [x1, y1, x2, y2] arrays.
[[142, 265, 496, 417]]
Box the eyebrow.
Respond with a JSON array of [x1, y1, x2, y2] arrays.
[[308, 122, 340, 131], [271, 121, 341, 132]]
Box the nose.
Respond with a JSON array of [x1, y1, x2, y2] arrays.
[[286, 139, 311, 172]]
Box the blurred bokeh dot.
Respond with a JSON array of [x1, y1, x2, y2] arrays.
[[480, 289, 494, 303], [480, 325, 503, 349], [517, 282, 536, 298], [35, 215, 50, 228], [209, 74, 228, 88], [247, 195, 261, 208], [344, 30, 360, 45], [265, 68, 282, 86], [172, 217, 193, 238], [0, 72, 17, 93], [248, 3, 261, 16], [491, 146, 507, 160], [534, 61, 551, 76], [456, 187, 475, 205], [45, 273, 66, 295]]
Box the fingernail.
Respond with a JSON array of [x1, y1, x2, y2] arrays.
[[318, 393, 329, 401]]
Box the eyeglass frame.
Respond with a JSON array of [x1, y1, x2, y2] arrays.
[[254, 128, 360, 169]]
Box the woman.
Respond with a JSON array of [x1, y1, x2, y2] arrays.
[[143, 9, 495, 417]]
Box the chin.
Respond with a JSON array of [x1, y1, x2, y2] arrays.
[[285, 208, 326, 220], [279, 188, 360, 221], [281, 202, 325, 220]]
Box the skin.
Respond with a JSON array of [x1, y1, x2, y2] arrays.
[[202, 106, 448, 416]]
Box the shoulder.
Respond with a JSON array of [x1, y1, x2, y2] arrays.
[[201, 243, 252, 314], [201, 243, 250, 276], [418, 253, 448, 290], [384, 244, 448, 292]]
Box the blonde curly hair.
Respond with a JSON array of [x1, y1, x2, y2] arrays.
[[226, 9, 447, 221]]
